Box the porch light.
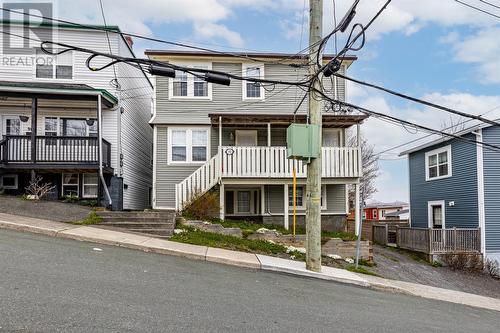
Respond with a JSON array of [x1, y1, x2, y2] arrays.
[[19, 115, 29, 122], [86, 119, 95, 126]]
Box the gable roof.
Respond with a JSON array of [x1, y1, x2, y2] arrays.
[[399, 122, 494, 156]]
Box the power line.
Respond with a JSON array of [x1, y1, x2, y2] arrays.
[[334, 73, 500, 128], [453, 0, 500, 19], [98, 0, 120, 90], [479, 0, 500, 10]]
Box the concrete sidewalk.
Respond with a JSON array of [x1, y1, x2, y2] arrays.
[[1, 212, 499, 313]]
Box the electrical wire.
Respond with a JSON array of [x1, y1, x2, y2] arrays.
[[334, 73, 500, 128], [98, 0, 120, 90], [479, 0, 500, 10], [453, 0, 500, 19]]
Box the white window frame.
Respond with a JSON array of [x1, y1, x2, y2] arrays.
[[33, 48, 74, 81], [425, 145, 452, 181], [82, 173, 98, 199], [235, 130, 258, 147], [168, 62, 212, 100], [428, 200, 446, 229], [62, 173, 80, 197], [1, 174, 18, 189], [43, 117, 97, 136], [373, 210, 378, 218], [167, 127, 210, 165], [242, 63, 265, 101], [288, 185, 327, 210]]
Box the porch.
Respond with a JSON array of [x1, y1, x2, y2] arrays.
[[372, 225, 481, 257]]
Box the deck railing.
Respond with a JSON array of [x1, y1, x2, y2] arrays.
[[395, 227, 480, 254], [0, 135, 111, 167], [220, 146, 361, 178]]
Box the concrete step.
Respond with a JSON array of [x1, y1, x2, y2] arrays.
[[98, 222, 175, 229], [97, 211, 175, 219], [128, 228, 173, 236], [99, 217, 174, 223]]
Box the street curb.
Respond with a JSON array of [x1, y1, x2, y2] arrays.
[[1, 214, 500, 313]]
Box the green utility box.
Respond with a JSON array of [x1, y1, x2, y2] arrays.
[[286, 123, 320, 161]]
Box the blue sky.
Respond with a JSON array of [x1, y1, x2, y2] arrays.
[[49, 0, 500, 202]]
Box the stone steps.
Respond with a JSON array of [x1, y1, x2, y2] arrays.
[[97, 210, 176, 238]]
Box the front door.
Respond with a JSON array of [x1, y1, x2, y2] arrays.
[[235, 130, 257, 147]]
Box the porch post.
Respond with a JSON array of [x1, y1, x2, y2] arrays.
[[267, 123, 271, 146], [30, 97, 38, 180], [355, 182, 360, 236], [219, 182, 225, 220], [97, 94, 112, 207], [284, 183, 289, 230], [261, 185, 265, 215], [219, 116, 222, 154]]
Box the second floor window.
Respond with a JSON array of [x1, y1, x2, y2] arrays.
[[35, 49, 73, 80], [242, 64, 264, 100], [170, 64, 210, 99], [425, 145, 451, 181]]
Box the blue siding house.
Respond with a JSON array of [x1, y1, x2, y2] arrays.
[[401, 125, 500, 262]]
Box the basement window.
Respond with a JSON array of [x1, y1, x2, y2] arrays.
[[62, 173, 79, 197], [1, 174, 18, 189], [83, 174, 98, 198]]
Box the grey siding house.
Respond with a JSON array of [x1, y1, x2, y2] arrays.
[[401, 125, 500, 262], [147, 50, 366, 231]]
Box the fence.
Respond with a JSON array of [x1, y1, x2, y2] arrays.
[[396, 227, 481, 254]]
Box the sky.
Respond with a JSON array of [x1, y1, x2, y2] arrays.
[[11, 0, 500, 203]]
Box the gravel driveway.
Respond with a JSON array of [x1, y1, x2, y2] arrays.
[[0, 195, 91, 222], [371, 244, 500, 299]]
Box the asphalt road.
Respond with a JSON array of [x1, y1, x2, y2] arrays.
[[0, 229, 498, 333]]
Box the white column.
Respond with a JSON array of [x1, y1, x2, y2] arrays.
[[261, 185, 265, 215], [219, 116, 223, 154], [219, 183, 225, 220], [267, 123, 271, 146], [355, 183, 360, 236], [284, 183, 289, 230]]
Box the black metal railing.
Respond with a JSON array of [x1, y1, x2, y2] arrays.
[[0, 135, 111, 167]]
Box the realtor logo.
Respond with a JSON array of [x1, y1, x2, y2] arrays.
[[1, 2, 54, 54]]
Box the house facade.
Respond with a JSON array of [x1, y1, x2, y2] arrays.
[[364, 201, 409, 220], [147, 50, 366, 231], [401, 125, 500, 262], [0, 22, 153, 210]]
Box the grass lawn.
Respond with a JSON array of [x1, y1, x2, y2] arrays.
[[171, 226, 306, 259]]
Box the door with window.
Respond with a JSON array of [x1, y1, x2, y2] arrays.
[[235, 130, 257, 147], [429, 201, 445, 245], [3, 116, 24, 161]]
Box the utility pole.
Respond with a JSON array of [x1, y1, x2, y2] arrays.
[[306, 0, 323, 272]]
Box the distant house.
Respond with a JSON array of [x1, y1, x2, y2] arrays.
[[363, 201, 409, 220], [401, 123, 500, 262], [385, 209, 409, 220], [0, 21, 153, 210]]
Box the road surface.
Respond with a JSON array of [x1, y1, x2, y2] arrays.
[[0, 229, 498, 332]]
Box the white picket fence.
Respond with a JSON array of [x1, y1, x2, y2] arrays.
[[175, 146, 362, 211]]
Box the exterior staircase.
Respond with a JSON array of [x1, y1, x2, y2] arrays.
[[96, 210, 176, 239]]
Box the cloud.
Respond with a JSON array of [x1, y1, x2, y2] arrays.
[[193, 22, 244, 47]]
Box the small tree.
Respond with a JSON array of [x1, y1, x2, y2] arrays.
[[348, 135, 380, 206], [25, 176, 56, 200]]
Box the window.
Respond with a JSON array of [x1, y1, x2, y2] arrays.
[[425, 145, 451, 181], [381, 210, 386, 217], [4, 117, 21, 135], [242, 64, 264, 100], [35, 49, 73, 80], [62, 118, 87, 137], [237, 191, 251, 213], [169, 63, 211, 99], [168, 128, 209, 164], [172, 71, 188, 97], [288, 186, 304, 208], [288, 185, 326, 210], [373, 210, 378, 218], [428, 201, 445, 229], [83, 174, 98, 198], [1, 174, 18, 189], [44, 117, 58, 145], [62, 173, 79, 197]]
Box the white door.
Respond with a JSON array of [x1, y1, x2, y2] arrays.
[[235, 130, 257, 147]]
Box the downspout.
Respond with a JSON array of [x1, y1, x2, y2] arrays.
[[98, 94, 112, 207]]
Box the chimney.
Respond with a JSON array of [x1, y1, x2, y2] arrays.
[[125, 36, 134, 49]]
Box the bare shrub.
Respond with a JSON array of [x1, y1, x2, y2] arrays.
[[485, 258, 500, 278], [442, 254, 483, 272], [25, 176, 56, 200], [182, 190, 220, 221]]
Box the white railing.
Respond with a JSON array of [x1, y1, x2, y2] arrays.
[[221, 146, 361, 178], [175, 154, 220, 211], [175, 146, 362, 211]]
